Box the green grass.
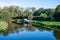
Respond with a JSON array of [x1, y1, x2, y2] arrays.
[[0, 26, 5, 30], [32, 20, 60, 26], [0, 20, 7, 31], [41, 21, 60, 26]]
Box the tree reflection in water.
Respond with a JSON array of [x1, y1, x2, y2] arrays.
[[0, 22, 24, 36], [0, 22, 60, 40], [54, 30, 60, 40]]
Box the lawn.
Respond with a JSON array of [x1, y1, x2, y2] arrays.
[[32, 20, 60, 26]]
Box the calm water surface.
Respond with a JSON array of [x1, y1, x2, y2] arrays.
[[0, 23, 60, 40]]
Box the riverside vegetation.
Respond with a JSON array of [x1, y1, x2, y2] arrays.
[[0, 4, 60, 31]]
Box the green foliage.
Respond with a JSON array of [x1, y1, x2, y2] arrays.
[[0, 21, 7, 30], [55, 4, 60, 13], [0, 4, 60, 22], [28, 12, 33, 20], [33, 8, 45, 16], [40, 13, 48, 18], [33, 8, 55, 21], [38, 8, 45, 13], [31, 7, 36, 13], [53, 4, 60, 21]]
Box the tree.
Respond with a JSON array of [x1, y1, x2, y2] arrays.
[[39, 13, 48, 21], [45, 9, 55, 21], [1, 6, 10, 21], [0, 8, 2, 19], [31, 7, 36, 13], [53, 4, 60, 21], [40, 13, 48, 18], [55, 5, 60, 13], [28, 12, 33, 20], [38, 8, 45, 13], [9, 6, 19, 17], [33, 8, 45, 16]]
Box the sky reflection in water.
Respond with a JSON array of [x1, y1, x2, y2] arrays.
[[0, 28, 56, 40]]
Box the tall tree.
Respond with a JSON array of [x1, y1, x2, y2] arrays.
[[28, 12, 33, 20], [53, 4, 60, 21], [33, 8, 45, 16], [31, 7, 36, 13], [45, 9, 55, 21]]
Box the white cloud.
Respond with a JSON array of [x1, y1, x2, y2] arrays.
[[0, 2, 21, 7]]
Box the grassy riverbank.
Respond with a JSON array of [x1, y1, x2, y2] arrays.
[[13, 19, 60, 27], [32, 20, 60, 27], [0, 20, 8, 31]]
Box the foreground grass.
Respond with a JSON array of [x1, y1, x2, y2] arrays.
[[0, 20, 7, 31], [32, 20, 60, 26]]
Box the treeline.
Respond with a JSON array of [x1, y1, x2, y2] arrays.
[[0, 6, 34, 22], [33, 4, 60, 21], [0, 4, 60, 22]]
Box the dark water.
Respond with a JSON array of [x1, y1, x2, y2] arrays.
[[0, 23, 60, 40]]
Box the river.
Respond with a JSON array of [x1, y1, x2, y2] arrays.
[[0, 23, 60, 40]]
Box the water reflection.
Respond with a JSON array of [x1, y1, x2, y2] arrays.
[[0, 22, 60, 40], [54, 30, 60, 40]]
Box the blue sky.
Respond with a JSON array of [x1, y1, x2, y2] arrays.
[[0, 0, 60, 9]]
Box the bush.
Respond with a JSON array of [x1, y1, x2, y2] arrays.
[[0, 20, 8, 31]]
